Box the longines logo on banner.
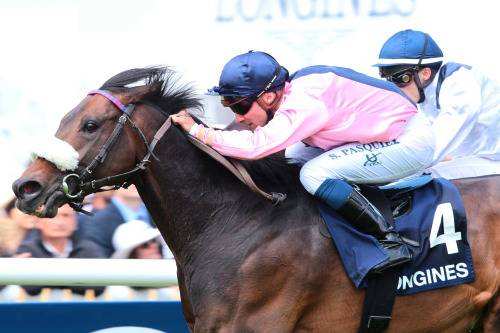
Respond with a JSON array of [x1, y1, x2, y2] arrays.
[[397, 262, 470, 291], [216, 0, 417, 22]]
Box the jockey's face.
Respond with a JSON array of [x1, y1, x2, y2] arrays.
[[233, 90, 282, 130], [234, 98, 269, 130], [398, 68, 432, 103]]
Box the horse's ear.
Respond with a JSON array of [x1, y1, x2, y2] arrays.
[[120, 83, 161, 104]]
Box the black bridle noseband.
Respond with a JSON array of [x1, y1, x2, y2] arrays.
[[62, 89, 172, 213]]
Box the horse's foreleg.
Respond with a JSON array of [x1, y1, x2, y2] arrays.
[[177, 268, 196, 332]]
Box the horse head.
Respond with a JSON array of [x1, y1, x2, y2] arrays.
[[12, 67, 200, 218]]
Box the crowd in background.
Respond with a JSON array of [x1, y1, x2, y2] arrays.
[[0, 186, 178, 302]]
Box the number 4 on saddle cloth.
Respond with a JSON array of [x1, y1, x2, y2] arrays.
[[319, 175, 475, 295]]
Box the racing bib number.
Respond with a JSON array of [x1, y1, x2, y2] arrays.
[[429, 202, 462, 254]]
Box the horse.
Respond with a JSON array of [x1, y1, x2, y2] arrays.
[[12, 67, 499, 332]]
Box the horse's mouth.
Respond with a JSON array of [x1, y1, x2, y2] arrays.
[[17, 189, 67, 218], [35, 190, 66, 218]]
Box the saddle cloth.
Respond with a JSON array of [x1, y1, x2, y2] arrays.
[[318, 178, 475, 295]]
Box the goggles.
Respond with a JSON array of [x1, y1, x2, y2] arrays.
[[221, 66, 281, 116], [379, 67, 415, 87], [221, 96, 255, 115]]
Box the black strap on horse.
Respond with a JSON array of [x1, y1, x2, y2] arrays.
[[357, 185, 400, 333], [63, 89, 286, 213], [65, 108, 172, 215], [62, 90, 174, 213], [79, 115, 171, 193]]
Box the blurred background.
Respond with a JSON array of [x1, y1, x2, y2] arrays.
[[0, 0, 498, 304]]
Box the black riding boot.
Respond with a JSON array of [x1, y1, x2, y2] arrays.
[[336, 187, 412, 273]]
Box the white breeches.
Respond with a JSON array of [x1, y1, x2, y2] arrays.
[[292, 113, 435, 194], [426, 156, 500, 179]]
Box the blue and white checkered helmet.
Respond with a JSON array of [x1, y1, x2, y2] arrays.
[[374, 30, 443, 67]]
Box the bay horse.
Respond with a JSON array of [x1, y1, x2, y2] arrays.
[[12, 67, 499, 332]]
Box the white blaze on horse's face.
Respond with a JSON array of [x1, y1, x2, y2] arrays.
[[31, 136, 80, 172]]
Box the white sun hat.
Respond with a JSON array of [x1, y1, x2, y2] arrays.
[[111, 220, 162, 259]]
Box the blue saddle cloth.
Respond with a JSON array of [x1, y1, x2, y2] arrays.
[[319, 178, 475, 295]]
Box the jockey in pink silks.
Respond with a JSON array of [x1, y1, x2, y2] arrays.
[[172, 51, 436, 273]]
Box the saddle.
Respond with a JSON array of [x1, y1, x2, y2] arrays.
[[377, 175, 432, 219], [319, 176, 473, 332]]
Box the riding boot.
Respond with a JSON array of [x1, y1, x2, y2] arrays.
[[314, 179, 412, 274]]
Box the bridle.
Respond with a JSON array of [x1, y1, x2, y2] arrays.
[[412, 33, 430, 103], [61, 89, 286, 214], [61, 89, 173, 213]]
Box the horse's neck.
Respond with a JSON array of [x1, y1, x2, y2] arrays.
[[135, 128, 250, 264]]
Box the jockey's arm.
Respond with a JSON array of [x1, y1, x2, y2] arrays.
[[430, 69, 482, 162], [195, 95, 329, 160]]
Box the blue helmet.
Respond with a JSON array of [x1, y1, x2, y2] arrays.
[[209, 51, 289, 97], [374, 30, 443, 68]]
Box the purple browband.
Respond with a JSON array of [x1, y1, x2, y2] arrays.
[[88, 89, 127, 113]]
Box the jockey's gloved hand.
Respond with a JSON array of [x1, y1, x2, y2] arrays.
[[172, 110, 195, 132]]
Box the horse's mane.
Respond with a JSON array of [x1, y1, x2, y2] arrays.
[[100, 66, 201, 115], [100, 66, 302, 192]]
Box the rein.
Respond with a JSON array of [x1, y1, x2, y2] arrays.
[[186, 136, 286, 205], [62, 90, 286, 212]]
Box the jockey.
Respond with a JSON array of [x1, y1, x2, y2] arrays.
[[375, 29, 500, 179], [172, 51, 435, 273]]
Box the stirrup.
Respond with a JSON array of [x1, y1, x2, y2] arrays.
[[370, 241, 412, 274]]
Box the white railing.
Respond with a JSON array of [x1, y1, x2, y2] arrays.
[[0, 258, 178, 287]]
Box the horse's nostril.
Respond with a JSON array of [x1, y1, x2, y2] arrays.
[[17, 180, 42, 200]]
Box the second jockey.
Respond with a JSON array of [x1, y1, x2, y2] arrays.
[[376, 29, 499, 179], [172, 51, 436, 273]]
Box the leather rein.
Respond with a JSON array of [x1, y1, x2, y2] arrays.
[[62, 90, 286, 213]]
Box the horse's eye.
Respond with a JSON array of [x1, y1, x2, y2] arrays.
[[83, 121, 99, 133]]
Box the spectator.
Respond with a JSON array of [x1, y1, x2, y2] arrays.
[[81, 185, 153, 257], [16, 204, 106, 296], [111, 219, 164, 259], [1, 198, 37, 255], [0, 217, 17, 257], [104, 220, 177, 300], [0, 199, 37, 295], [82, 191, 115, 213]]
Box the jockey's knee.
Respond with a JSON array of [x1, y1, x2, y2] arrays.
[[300, 162, 323, 195], [300, 160, 342, 195]]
